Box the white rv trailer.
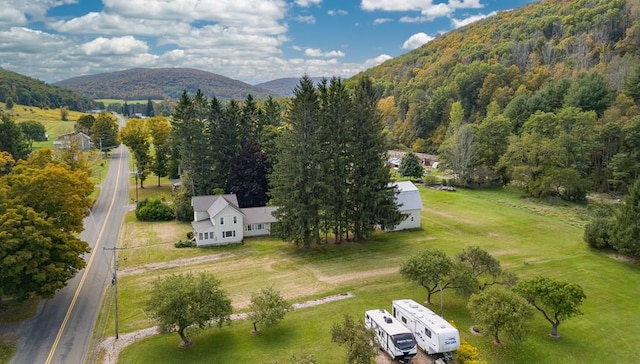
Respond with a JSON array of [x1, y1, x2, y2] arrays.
[[365, 309, 417, 363], [392, 299, 460, 356]]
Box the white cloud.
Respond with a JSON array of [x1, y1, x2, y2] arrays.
[[402, 32, 435, 50], [0, 27, 70, 53], [49, 12, 191, 36], [0, 6, 28, 25], [363, 54, 393, 68], [75, 36, 149, 56], [373, 18, 393, 25], [451, 11, 497, 28], [328, 9, 348, 16], [304, 48, 345, 58], [362, 0, 484, 21], [295, 0, 322, 7], [294, 15, 316, 24]]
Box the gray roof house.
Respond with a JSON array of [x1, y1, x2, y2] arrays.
[[191, 194, 277, 247], [53, 132, 93, 150]]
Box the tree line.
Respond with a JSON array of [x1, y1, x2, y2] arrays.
[[164, 76, 403, 248]]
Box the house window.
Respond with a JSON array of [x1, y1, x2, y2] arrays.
[[401, 316, 407, 324], [220, 217, 224, 225], [198, 233, 203, 240], [233, 216, 237, 224], [257, 224, 263, 230], [246, 224, 252, 231], [411, 216, 414, 221], [223, 230, 236, 238], [204, 232, 208, 239]]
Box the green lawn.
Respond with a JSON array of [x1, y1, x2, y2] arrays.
[[103, 186, 639, 364]]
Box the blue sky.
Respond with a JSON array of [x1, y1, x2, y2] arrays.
[[0, 0, 537, 85]]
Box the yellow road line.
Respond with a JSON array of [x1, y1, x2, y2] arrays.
[[45, 146, 124, 364]]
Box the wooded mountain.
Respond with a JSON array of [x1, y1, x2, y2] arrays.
[[255, 77, 324, 97], [360, 0, 640, 197], [363, 0, 640, 150], [53, 67, 277, 101], [0, 67, 98, 111]]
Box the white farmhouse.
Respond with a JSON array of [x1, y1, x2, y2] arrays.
[[389, 181, 423, 231], [191, 194, 277, 247]]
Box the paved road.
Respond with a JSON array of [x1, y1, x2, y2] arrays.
[[9, 118, 131, 364]]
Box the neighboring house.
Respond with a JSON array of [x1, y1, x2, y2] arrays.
[[388, 181, 423, 231], [191, 194, 277, 247], [53, 132, 93, 150]]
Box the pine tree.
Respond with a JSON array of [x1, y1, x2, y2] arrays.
[[346, 76, 403, 239], [270, 76, 323, 248]]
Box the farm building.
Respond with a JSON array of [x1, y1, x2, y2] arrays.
[[388, 181, 423, 231], [191, 194, 277, 247]]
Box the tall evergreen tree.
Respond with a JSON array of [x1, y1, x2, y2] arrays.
[[0, 113, 30, 160], [146, 98, 155, 117], [318, 78, 351, 243], [346, 76, 403, 239], [227, 139, 270, 208], [270, 76, 323, 248]]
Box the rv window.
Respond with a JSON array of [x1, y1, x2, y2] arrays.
[[425, 328, 432, 338], [401, 316, 407, 324]]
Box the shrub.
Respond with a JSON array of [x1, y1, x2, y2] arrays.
[[174, 240, 196, 248], [583, 217, 614, 250], [136, 198, 174, 221]]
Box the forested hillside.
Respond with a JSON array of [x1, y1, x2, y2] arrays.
[[0, 68, 98, 111], [364, 0, 640, 197], [54, 67, 277, 101]]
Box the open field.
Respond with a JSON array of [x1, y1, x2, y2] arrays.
[[95, 186, 640, 364], [1, 102, 87, 146]]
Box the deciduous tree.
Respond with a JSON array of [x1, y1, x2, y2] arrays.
[[400, 249, 455, 304], [468, 286, 533, 345], [90, 112, 118, 151], [248, 286, 291, 333], [0, 203, 90, 301], [146, 272, 232, 347], [515, 276, 586, 337], [330, 314, 377, 364]]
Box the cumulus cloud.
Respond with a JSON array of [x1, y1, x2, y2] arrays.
[[0, 27, 70, 53], [363, 54, 393, 68], [304, 48, 345, 57], [362, 0, 484, 21], [76, 36, 149, 56], [451, 11, 497, 28], [402, 32, 435, 50], [0, 6, 28, 25], [49, 12, 191, 36], [295, 0, 322, 7], [294, 15, 316, 24]]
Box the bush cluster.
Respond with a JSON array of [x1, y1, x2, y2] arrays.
[[135, 198, 174, 221], [174, 240, 196, 248]]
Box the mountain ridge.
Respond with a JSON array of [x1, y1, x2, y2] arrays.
[[53, 67, 278, 101]]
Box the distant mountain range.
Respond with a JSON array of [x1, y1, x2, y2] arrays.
[[53, 67, 279, 101], [254, 77, 325, 97]]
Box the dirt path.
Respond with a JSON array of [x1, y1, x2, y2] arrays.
[[117, 253, 234, 277], [98, 292, 355, 364]]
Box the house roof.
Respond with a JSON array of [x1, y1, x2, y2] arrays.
[[192, 219, 213, 231], [242, 206, 278, 224], [392, 181, 423, 211], [192, 195, 219, 212], [207, 195, 241, 218]]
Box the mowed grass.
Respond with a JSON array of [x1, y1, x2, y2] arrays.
[[110, 186, 640, 364]]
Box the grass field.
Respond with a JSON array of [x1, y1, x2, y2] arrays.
[[99, 186, 640, 364], [96, 99, 162, 105], [1, 102, 88, 147]]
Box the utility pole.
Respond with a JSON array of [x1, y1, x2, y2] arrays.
[[104, 247, 126, 339]]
